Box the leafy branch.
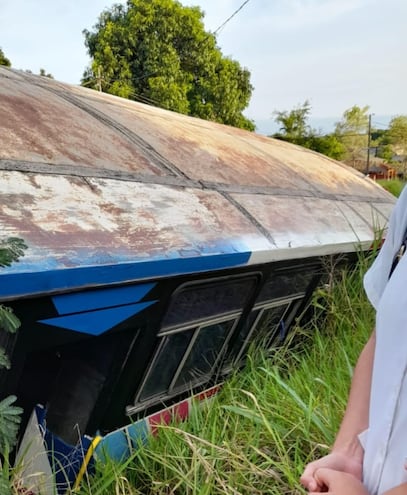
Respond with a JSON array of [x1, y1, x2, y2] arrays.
[[0, 237, 27, 492], [0, 238, 27, 268]]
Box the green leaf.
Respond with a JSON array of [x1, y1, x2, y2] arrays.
[[0, 237, 27, 268], [0, 348, 10, 370], [0, 472, 12, 495], [0, 305, 21, 333], [0, 396, 22, 454], [0, 47, 11, 68]]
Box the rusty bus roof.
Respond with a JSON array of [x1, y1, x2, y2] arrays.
[[0, 67, 396, 299]]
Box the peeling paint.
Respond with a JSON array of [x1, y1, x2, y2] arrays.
[[0, 67, 396, 294]]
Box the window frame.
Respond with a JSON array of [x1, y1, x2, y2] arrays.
[[231, 266, 321, 363], [160, 273, 260, 332], [128, 311, 242, 414], [232, 295, 301, 364], [127, 273, 261, 414]]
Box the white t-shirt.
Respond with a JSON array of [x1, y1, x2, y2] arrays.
[[362, 185, 407, 494]]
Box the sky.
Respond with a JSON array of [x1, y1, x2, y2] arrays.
[[1, 0, 406, 134]]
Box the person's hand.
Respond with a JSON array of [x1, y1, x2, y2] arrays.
[[300, 452, 363, 492], [309, 468, 369, 495]]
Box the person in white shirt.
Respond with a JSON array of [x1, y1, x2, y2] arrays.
[[301, 185, 407, 495]]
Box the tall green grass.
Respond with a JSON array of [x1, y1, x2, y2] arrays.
[[74, 252, 376, 495], [377, 179, 405, 197]]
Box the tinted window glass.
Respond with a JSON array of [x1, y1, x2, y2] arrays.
[[225, 309, 261, 365], [174, 320, 234, 389], [140, 329, 194, 401], [161, 278, 256, 329], [251, 304, 289, 346], [257, 270, 316, 303]]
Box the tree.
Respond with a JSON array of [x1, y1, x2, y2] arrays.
[[0, 48, 11, 67], [271, 100, 345, 160], [387, 115, 407, 156], [335, 105, 369, 167], [307, 134, 346, 161], [273, 100, 312, 145], [370, 128, 393, 162], [82, 0, 254, 130], [383, 115, 407, 176]]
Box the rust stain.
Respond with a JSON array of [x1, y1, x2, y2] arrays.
[[87, 97, 308, 190], [0, 173, 265, 264], [0, 87, 164, 176], [0, 69, 396, 276], [0, 71, 393, 204]]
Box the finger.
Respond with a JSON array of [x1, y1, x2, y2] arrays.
[[300, 474, 323, 492], [300, 475, 316, 491], [300, 464, 318, 489], [314, 467, 340, 487]]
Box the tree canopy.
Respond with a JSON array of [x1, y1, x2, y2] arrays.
[[271, 101, 406, 170], [373, 115, 407, 172], [387, 115, 407, 157], [271, 101, 345, 160], [273, 100, 312, 144], [0, 48, 11, 67], [82, 0, 254, 130], [334, 105, 369, 167]]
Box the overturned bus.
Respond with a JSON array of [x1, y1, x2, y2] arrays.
[[0, 67, 395, 493]]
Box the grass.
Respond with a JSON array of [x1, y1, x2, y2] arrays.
[[377, 178, 405, 197], [74, 251, 376, 495]]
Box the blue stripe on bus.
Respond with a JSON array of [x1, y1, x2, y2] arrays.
[[0, 252, 251, 300], [38, 301, 155, 335], [52, 283, 156, 315], [95, 420, 149, 463]]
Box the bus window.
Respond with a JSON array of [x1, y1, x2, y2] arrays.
[[138, 329, 195, 401], [161, 277, 256, 329], [172, 319, 235, 390], [257, 269, 316, 303], [129, 275, 258, 411], [225, 266, 319, 367], [227, 302, 290, 366], [135, 315, 238, 407]]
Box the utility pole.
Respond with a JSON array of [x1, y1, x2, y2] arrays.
[[365, 113, 373, 175]]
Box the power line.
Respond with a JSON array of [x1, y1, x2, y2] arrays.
[[128, 91, 164, 108], [84, 2, 254, 101], [335, 133, 370, 137], [213, 0, 252, 35], [82, 70, 167, 109], [372, 121, 390, 128], [83, 1, 255, 109]]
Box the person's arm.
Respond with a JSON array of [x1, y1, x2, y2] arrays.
[[309, 468, 369, 495], [383, 483, 407, 495], [332, 329, 375, 454], [310, 469, 407, 495], [301, 330, 376, 492]]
